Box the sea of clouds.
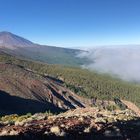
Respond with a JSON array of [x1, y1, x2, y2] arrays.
[[78, 45, 140, 82]]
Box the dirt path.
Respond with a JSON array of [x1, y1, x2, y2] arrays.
[[121, 100, 140, 117]]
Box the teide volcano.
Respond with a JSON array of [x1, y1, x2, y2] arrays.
[[0, 31, 87, 66], [0, 31, 34, 49]]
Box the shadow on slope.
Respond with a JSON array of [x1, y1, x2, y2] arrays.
[[0, 90, 63, 116]]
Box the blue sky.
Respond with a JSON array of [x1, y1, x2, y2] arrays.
[[0, 0, 140, 48]]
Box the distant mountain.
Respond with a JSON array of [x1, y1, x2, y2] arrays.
[[0, 31, 88, 66], [0, 31, 34, 49]]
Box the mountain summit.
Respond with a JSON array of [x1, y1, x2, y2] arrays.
[[0, 31, 34, 49], [0, 31, 87, 66]]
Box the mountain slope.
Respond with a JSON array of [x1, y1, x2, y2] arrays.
[[0, 31, 88, 66], [0, 63, 88, 115], [0, 31, 34, 49], [1, 52, 140, 108]]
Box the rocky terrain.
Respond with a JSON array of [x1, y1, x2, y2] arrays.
[[0, 63, 88, 115], [0, 107, 140, 140]]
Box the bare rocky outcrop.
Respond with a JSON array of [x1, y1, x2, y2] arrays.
[[0, 63, 89, 115], [122, 100, 140, 117]]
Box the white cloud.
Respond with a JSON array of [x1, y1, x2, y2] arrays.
[[78, 46, 140, 82]]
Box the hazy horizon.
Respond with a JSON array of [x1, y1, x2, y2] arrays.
[[1, 31, 140, 49]]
